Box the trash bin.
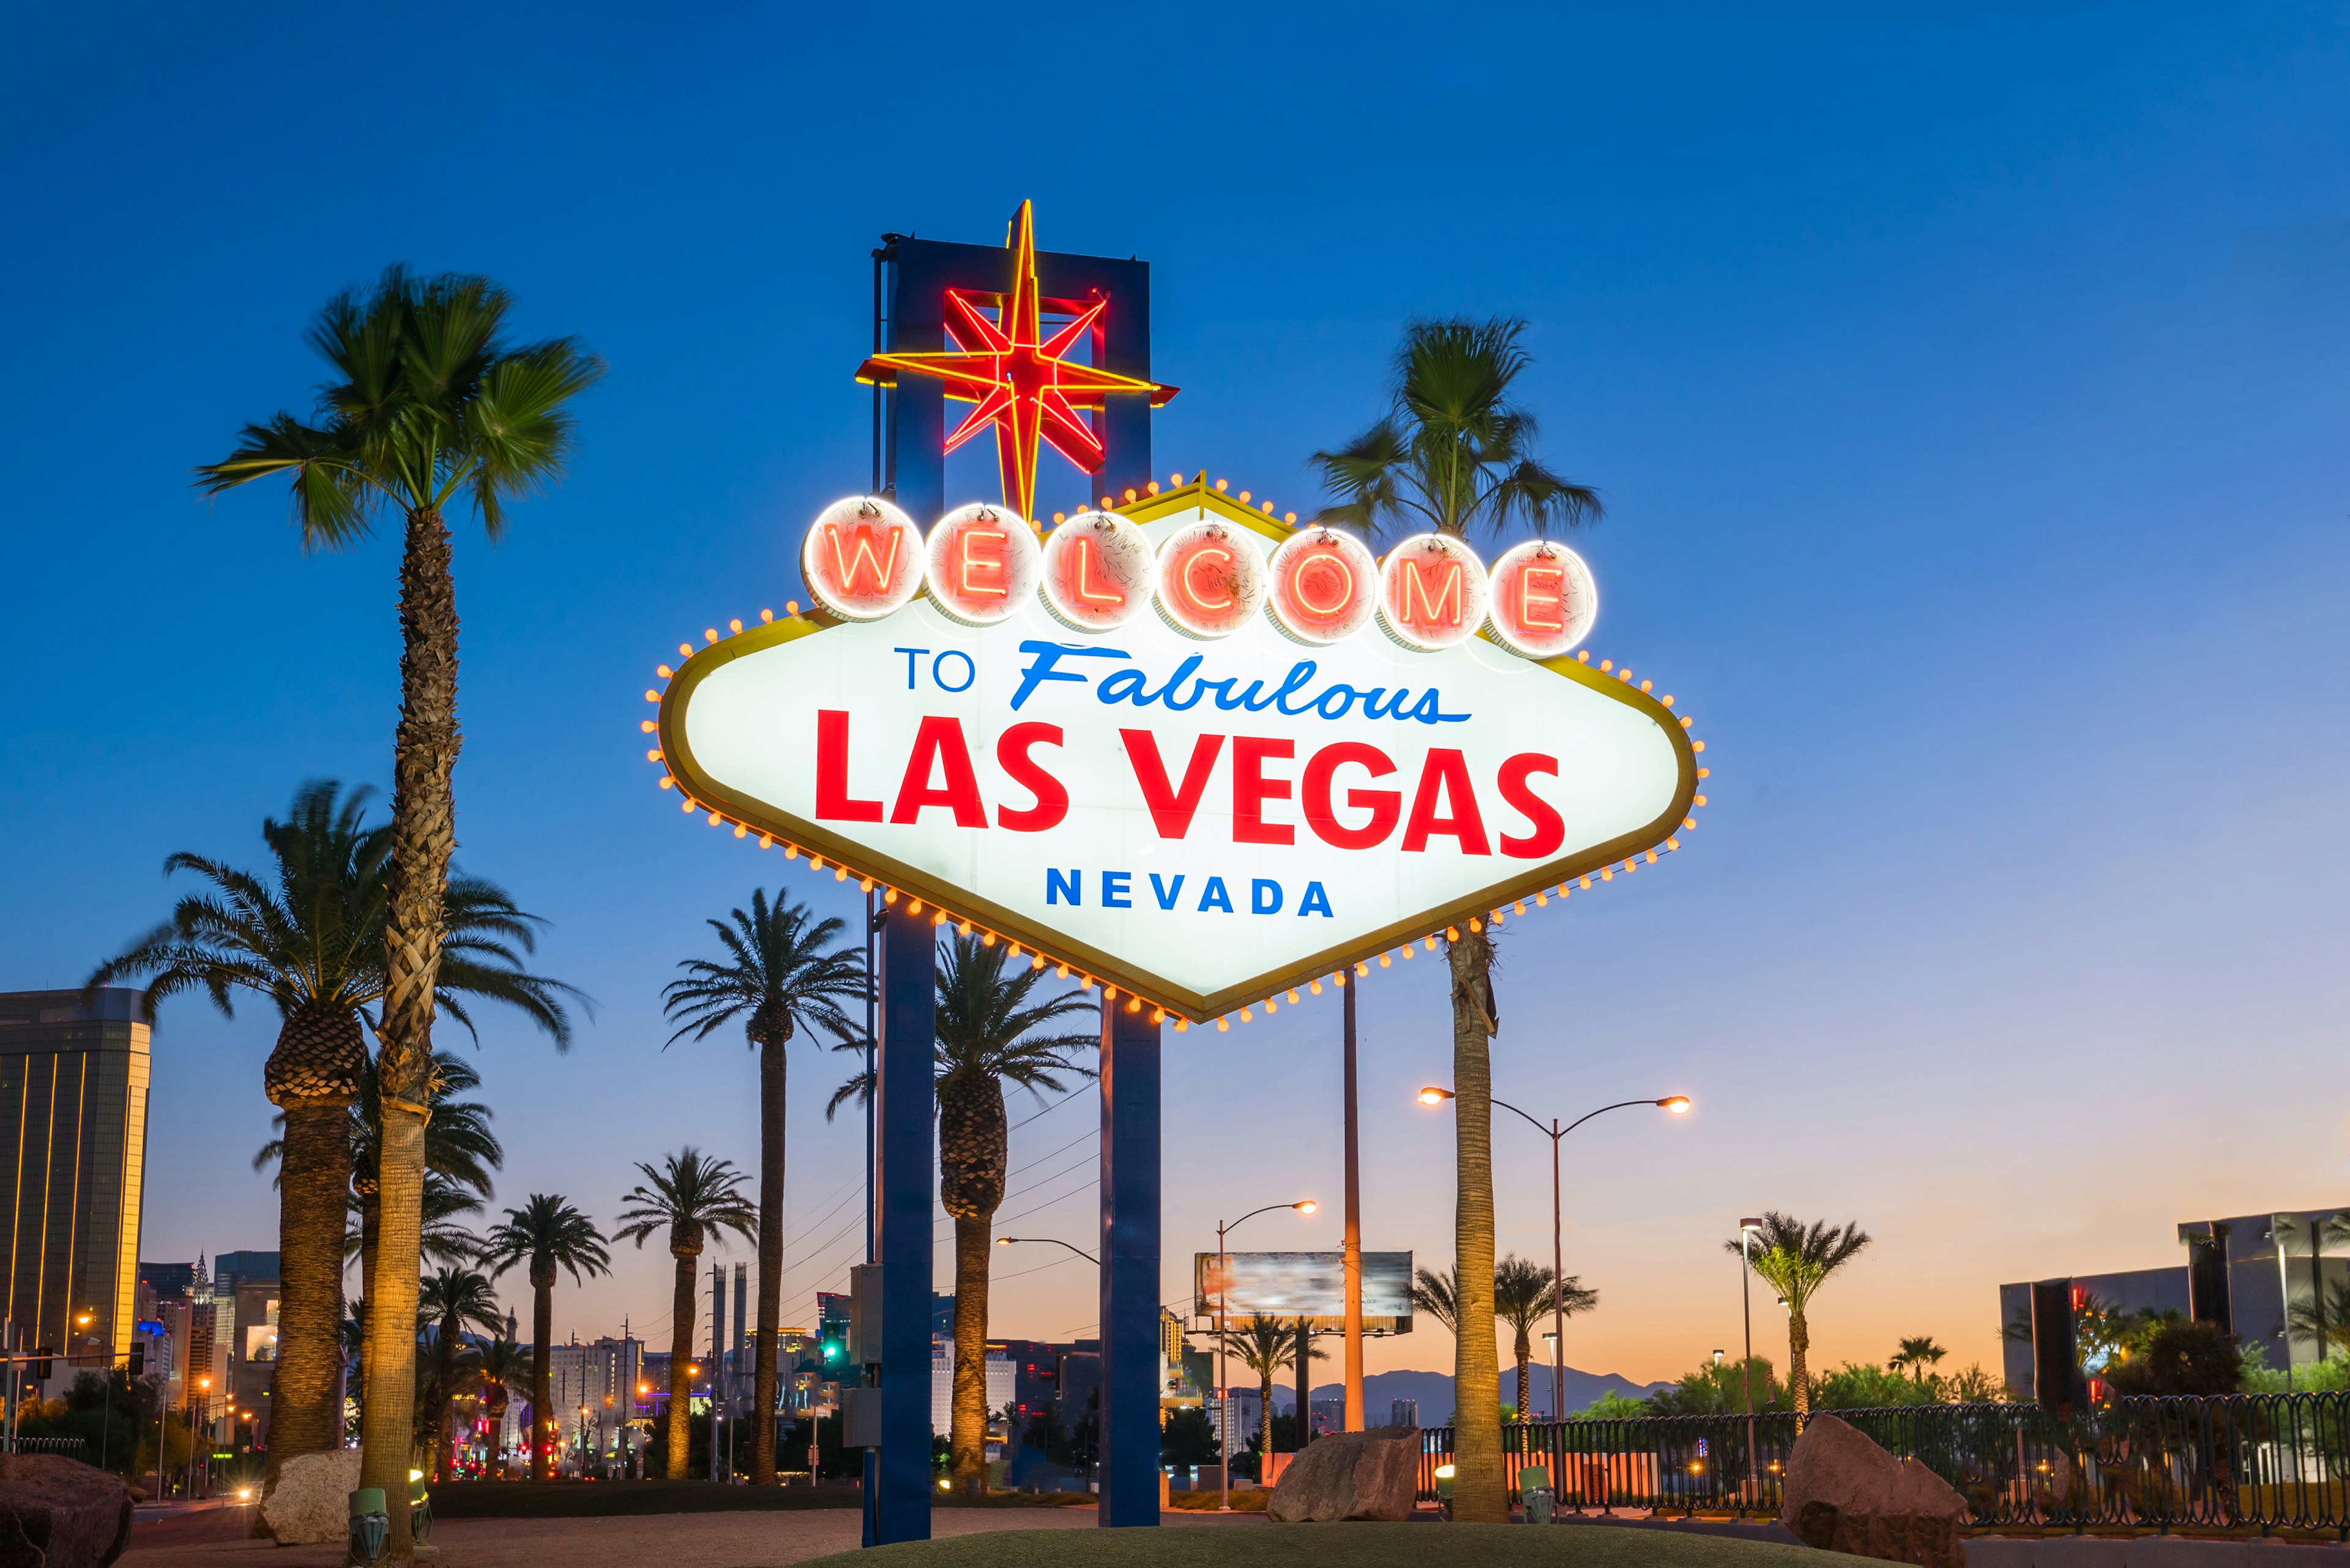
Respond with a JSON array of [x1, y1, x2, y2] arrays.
[[349, 1488, 389, 1564]]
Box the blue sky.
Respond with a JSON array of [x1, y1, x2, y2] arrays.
[[6, 2, 2348, 1387]]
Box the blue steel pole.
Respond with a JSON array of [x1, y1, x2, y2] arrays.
[[1097, 998, 1162, 1528], [875, 902, 935, 1544]]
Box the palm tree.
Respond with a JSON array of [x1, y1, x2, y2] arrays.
[[1725, 1213, 1873, 1419], [1494, 1255, 1597, 1421], [614, 1151, 756, 1479], [1888, 1335, 1948, 1385], [1409, 1265, 1461, 1335], [199, 266, 602, 1545], [88, 780, 569, 1503], [417, 1268, 504, 1480], [1311, 318, 1599, 1523], [829, 931, 1094, 1496], [662, 890, 864, 1485], [480, 1195, 611, 1482], [473, 1338, 527, 1469], [1292, 1322, 1329, 1446], [1226, 1315, 1297, 1468]]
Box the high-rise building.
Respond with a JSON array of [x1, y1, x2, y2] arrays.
[[0, 990, 151, 1372]]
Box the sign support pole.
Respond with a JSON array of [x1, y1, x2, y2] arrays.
[[1097, 998, 1161, 1528], [874, 902, 934, 1544]]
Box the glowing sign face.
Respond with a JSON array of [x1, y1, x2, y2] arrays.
[[658, 488, 1696, 1021], [801, 496, 925, 621], [926, 503, 1040, 626], [1039, 510, 1155, 632], [1486, 539, 1598, 659], [1266, 528, 1378, 645], [1155, 520, 1265, 639], [1378, 534, 1490, 652]]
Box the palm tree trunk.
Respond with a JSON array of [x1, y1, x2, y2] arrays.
[[1258, 1374, 1274, 1468], [365, 501, 461, 1562], [433, 1321, 456, 1482], [951, 1215, 990, 1495], [1516, 1350, 1531, 1424], [360, 1106, 430, 1558], [1447, 927, 1505, 1523], [666, 1252, 698, 1478], [531, 1282, 554, 1481], [263, 1099, 349, 1503], [1295, 1326, 1310, 1449], [1789, 1310, 1811, 1421], [752, 1033, 785, 1484], [356, 1179, 379, 1414]]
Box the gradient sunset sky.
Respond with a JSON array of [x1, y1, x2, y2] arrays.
[[6, 2, 2348, 1395]]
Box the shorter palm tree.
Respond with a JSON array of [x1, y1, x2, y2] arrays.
[[1226, 1315, 1297, 1468], [614, 1151, 756, 1479], [1494, 1255, 1598, 1420], [480, 1195, 611, 1481], [473, 1340, 528, 1473], [1410, 1266, 1461, 1335], [1888, 1335, 1948, 1385], [1726, 1213, 1872, 1419], [417, 1268, 504, 1480]]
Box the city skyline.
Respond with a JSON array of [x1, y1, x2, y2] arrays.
[[8, 4, 2350, 1398]]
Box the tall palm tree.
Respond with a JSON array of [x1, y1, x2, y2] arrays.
[[1312, 318, 1600, 1523], [614, 1151, 756, 1479], [827, 933, 1092, 1496], [417, 1268, 504, 1481], [1226, 1315, 1297, 1467], [1493, 1256, 1597, 1420], [662, 890, 864, 1486], [1409, 1265, 1461, 1335], [480, 1195, 611, 1482], [199, 266, 601, 1548], [1888, 1335, 1948, 1385], [1726, 1213, 1873, 1419], [89, 780, 569, 1502]]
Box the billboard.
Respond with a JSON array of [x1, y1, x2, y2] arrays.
[[652, 482, 1703, 1023], [1192, 1251, 1414, 1333]]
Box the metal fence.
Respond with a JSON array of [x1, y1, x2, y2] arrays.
[[3, 1437, 86, 1457], [1414, 1394, 2350, 1534]]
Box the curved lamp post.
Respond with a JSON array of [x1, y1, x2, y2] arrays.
[[994, 1236, 1100, 1266], [1417, 1089, 1688, 1420], [1213, 1200, 1316, 1512]]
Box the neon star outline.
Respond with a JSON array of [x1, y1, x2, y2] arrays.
[[857, 201, 1176, 521]]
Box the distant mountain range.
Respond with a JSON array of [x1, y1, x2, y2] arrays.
[[1266, 1365, 1669, 1422]]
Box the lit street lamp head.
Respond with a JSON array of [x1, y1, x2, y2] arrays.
[[1658, 1096, 1691, 1113], [1294, 1200, 1317, 1214], [1417, 1086, 1453, 1105]]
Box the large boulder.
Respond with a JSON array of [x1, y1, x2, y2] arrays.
[[0, 1454, 132, 1568], [1780, 1414, 1966, 1568], [1267, 1426, 1422, 1523], [259, 1449, 363, 1545]]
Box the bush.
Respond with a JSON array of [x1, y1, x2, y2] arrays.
[[2103, 1320, 2242, 1397]]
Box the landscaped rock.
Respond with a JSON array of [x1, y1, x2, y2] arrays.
[[1780, 1413, 1967, 1568], [1267, 1426, 1422, 1523], [259, 1449, 363, 1545], [0, 1453, 133, 1568]]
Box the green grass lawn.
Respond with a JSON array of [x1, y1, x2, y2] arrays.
[[793, 1523, 1821, 1568], [430, 1479, 1095, 1519]]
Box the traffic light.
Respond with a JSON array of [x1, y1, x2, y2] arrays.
[[30, 1348, 53, 1380], [126, 1346, 145, 1376], [818, 1323, 846, 1365]]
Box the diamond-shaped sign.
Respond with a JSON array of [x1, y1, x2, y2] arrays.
[[655, 485, 1698, 1023]]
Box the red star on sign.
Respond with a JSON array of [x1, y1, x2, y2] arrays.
[[857, 201, 1177, 522]]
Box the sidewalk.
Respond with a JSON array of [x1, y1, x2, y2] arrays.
[[120, 1501, 1267, 1568]]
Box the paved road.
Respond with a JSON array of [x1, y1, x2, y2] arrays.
[[121, 1501, 1267, 1568]]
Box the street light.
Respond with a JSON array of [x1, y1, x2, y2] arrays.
[[1740, 1217, 1766, 1503], [1417, 1089, 1690, 1421], [995, 1236, 1100, 1264], [1214, 1200, 1316, 1513]]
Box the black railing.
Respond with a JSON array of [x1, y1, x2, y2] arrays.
[[4, 1436, 86, 1457], [1415, 1394, 2350, 1534]]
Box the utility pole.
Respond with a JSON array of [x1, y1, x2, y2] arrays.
[[1341, 976, 1363, 1432]]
